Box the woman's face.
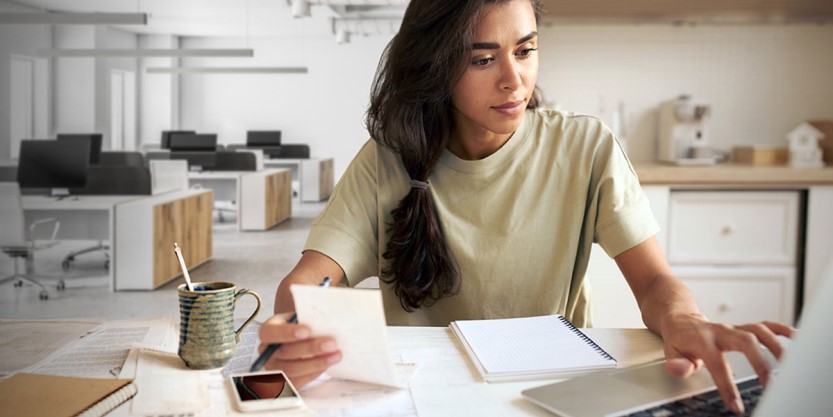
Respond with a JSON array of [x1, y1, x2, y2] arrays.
[[451, 0, 539, 139]]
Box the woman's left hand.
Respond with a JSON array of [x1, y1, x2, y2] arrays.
[[660, 313, 794, 414]]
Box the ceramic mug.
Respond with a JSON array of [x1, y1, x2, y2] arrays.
[[178, 281, 261, 370]]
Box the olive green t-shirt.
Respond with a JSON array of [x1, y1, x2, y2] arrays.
[[304, 108, 659, 327]]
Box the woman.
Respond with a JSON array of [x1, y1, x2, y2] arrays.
[[259, 0, 792, 413]]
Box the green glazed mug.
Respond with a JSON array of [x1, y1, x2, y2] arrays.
[[178, 281, 261, 370]]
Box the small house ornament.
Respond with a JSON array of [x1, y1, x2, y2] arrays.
[[786, 123, 824, 168]]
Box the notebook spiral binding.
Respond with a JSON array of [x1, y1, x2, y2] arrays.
[[556, 316, 616, 362], [77, 382, 137, 417]]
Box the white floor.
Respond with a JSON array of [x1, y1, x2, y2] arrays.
[[0, 202, 329, 323]]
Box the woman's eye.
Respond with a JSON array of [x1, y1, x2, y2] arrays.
[[517, 47, 538, 58], [472, 57, 494, 66]]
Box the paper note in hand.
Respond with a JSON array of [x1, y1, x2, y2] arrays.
[[291, 285, 402, 388]]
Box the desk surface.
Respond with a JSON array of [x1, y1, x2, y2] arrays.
[[188, 168, 289, 180], [384, 326, 664, 417], [21, 195, 143, 210]]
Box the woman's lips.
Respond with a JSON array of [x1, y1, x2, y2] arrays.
[[492, 100, 525, 115]]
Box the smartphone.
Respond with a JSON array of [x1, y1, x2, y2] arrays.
[[228, 370, 304, 412]]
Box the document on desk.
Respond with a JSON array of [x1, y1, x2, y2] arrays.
[[302, 369, 418, 417], [32, 317, 173, 378], [0, 319, 102, 377], [130, 348, 210, 415], [291, 285, 403, 388]]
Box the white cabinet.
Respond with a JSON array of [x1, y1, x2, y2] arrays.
[[673, 266, 795, 325], [668, 191, 799, 325], [667, 191, 798, 265], [589, 188, 801, 327]]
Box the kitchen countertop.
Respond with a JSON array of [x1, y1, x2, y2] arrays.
[[634, 162, 833, 187]]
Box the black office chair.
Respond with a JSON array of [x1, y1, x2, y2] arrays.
[[0, 166, 17, 182], [62, 166, 152, 271], [98, 151, 145, 167], [144, 152, 172, 167], [274, 144, 310, 159], [214, 152, 256, 171]]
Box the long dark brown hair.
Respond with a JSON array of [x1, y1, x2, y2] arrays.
[[366, 0, 544, 312]]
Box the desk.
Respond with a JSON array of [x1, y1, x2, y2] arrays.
[[383, 327, 664, 417], [141, 326, 661, 416], [22, 195, 143, 291], [188, 169, 292, 231], [263, 158, 334, 202], [22, 190, 214, 291]]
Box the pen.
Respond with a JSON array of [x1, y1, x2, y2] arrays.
[[173, 242, 194, 291], [249, 277, 331, 372]]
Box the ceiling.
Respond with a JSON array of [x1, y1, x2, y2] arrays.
[[5, 0, 832, 39], [5, 0, 407, 38]]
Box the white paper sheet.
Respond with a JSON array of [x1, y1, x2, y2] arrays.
[[290, 285, 402, 388], [0, 319, 102, 377], [302, 373, 418, 417], [32, 317, 172, 378], [130, 348, 211, 415]]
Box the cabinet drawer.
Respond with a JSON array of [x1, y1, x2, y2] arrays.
[[668, 191, 799, 265], [674, 266, 796, 325]]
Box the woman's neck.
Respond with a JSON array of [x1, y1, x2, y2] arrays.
[[447, 127, 514, 161]]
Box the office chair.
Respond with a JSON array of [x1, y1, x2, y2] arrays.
[[214, 151, 256, 171], [98, 151, 145, 167], [275, 144, 310, 159], [0, 183, 61, 300], [62, 166, 152, 271], [0, 166, 16, 182], [144, 152, 172, 166]]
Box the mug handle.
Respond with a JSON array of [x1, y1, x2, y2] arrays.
[[233, 288, 262, 342]]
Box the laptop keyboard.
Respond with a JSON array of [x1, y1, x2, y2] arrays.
[[625, 378, 763, 417]]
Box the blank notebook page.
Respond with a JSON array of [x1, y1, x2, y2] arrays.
[[454, 315, 614, 373]]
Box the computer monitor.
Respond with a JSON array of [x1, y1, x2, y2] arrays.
[[246, 131, 282, 147], [161, 130, 196, 149], [57, 133, 103, 164], [17, 139, 90, 196], [169, 133, 217, 152]]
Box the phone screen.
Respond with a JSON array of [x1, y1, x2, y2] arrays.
[[232, 372, 300, 402]]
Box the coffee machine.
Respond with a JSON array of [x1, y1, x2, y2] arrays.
[[657, 95, 716, 165]]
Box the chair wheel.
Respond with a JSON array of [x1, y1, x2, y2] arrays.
[[39, 291, 48, 300], [14, 280, 23, 288], [57, 280, 66, 291], [62, 260, 71, 270]]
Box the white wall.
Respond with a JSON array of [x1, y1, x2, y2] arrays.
[[537, 24, 833, 162], [139, 35, 180, 147], [52, 25, 96, 134], [3, 15, 832, 171], [94, 27, 138, 150], [176, 24, 833, 179], [177, 35, 389, 179], [0, 1, 51, 163]]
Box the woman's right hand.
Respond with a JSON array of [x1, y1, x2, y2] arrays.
[[257, 312, 342, 388]]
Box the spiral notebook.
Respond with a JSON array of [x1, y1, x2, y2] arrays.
[[450, 315, 617, 382], [0, 373, 137, 417]]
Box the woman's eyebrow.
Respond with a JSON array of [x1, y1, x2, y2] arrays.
[[472, 31, 538, 50]]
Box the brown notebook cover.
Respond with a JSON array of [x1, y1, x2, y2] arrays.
[[0, 373, 136, 417]]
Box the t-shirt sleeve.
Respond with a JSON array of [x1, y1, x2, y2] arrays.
[[303, 140, 380, 286], [592, 130, 660, 258]]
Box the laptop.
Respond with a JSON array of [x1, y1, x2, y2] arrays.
[[522, 272, 833, 417]]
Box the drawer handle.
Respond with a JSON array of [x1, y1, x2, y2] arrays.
[[718, 302, 732, 312]]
